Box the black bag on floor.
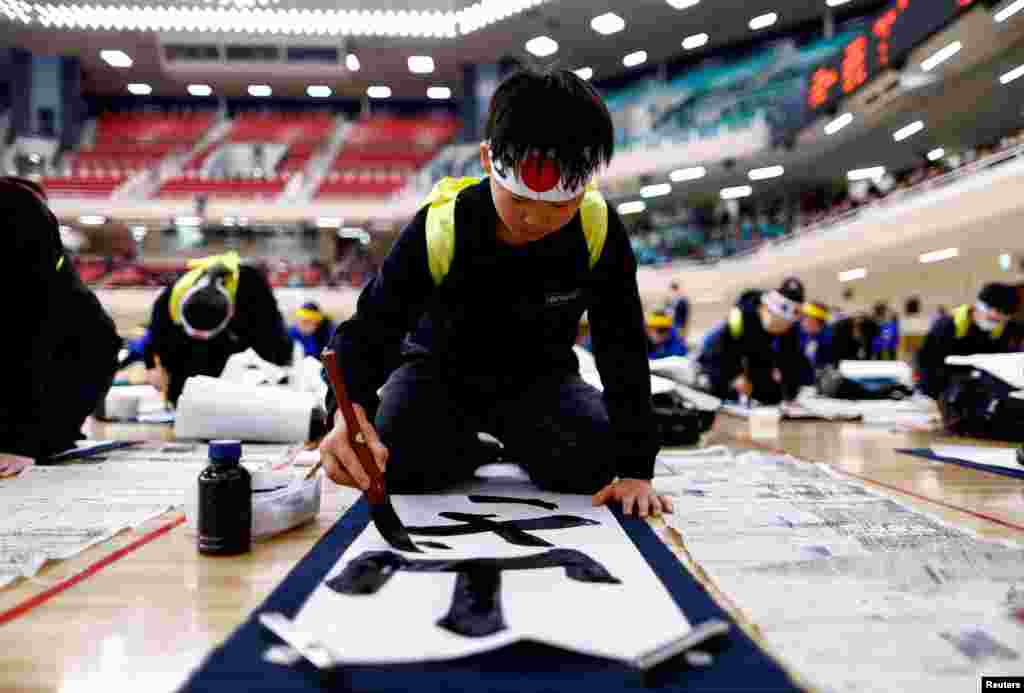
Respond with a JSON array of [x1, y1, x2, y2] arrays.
[[939, 367, 1024, 441], [816, 366, 913, 401], [651, 389, 717, 447]]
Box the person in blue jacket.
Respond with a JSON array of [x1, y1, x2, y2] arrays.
[[696, 277, 808, 404], [647, 313, 688, 359], [798, 301, 836, 384], [288, 302, 336, 358]]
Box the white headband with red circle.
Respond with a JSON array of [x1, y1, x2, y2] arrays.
[[488, 145, 591, 202]]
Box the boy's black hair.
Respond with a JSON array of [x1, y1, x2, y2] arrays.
[[485, 67, 614, 192]]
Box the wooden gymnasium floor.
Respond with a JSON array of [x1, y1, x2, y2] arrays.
[[0, 414, 1021, 692]]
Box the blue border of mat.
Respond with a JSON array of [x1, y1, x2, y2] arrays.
[[896, 448, 1024, 480], [180, 498, 800, 692]]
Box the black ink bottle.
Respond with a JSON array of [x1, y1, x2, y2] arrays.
[[198, 439, 252, 556]]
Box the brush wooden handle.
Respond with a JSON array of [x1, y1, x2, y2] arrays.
[[321, 349, 386, 503]]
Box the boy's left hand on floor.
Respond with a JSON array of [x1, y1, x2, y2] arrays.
[[592, 478, 673, 518], [0, 454, 34, 478]]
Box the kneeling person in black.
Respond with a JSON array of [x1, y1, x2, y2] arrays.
[[319, 68, 670, 517]]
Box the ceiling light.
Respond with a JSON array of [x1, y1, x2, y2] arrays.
[[1000, 63, 1024, 84], [920, 41, 962, 72], [670, 166, 706, 182], [682, 33, 709, 50], [307, 85, 331, 98], [995, 0, 1024, 22], [919, 247, 959, 264], [346, 53, 361, 71], [367, 85, 391, 99], [749, 12, 778, 30], [316, 217, 342, 229], [617, 201, 646, 215], [640, 183, 672, 198], [126, 83, 152, 95], [927, 148, 945, 161], [408, 55, 435, 73], [826, 0, 851, 6], [188, 84, 213, 96], [427, 86, 451, 100], [847, 166, 886, 181], [748, 165, 784, 181], [591, 12, 625, 35], [100, 50, 132, 67], [721, 185, 753, 199], [248, 84, 272, 97], [824, 112, 853, 135], [78, 215, 106, 226], [667, 0, 700, 8], [838, 267, 867, 282], [623, 50, 647, 67], [574, 67, 593, 80], [525, 36, 558, 57], [175, 215, 202, 227], [893, 120, 925, 142]]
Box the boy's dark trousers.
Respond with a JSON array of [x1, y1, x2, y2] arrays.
[[374, 360, 617, 494]]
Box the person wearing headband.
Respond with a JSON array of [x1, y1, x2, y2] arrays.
[[696, 277, 809, 404], [646, 312, 687, 359], [0, 177, 120, 476], [289, 302, 336, 358], [319, 67, 671, 518], [144, 251, 293, 404], [916, 283, 1023, 399]]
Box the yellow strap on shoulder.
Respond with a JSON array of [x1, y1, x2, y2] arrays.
[[423, 177, 610, 286], [728, 307, 744, 339], [169, 251, 241, 325], [953, 304, 971, 339], [55, 255, 64, 272]]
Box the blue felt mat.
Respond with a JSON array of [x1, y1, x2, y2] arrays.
[[897, 448, 1024, 480], [180, 498, 800, 692]]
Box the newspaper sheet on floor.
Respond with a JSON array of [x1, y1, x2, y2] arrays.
[[0, 442, 297, 588], [796, 391, 940, 427], [653, 448, 1024, 693]]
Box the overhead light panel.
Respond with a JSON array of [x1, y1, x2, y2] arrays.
[[525, 36, 558, 57], [175, 215, 202, 227], [682, 33, 709, 50], [623, 50, 647, 67], [749, 12, 778, 30], [316, 217, 342, 229], [995, 0, 1024, 22], [248, 84, 272, 97], [748, 165, 784, 181], [919, 247, 959, 264], [590, 12, 625, 35], [721, 185, 753, 200], [667, 0, 700, 8], [927, 148, 945, 161], [617, 201, 647, 215], [893, 120, 925, 142], [826, 0, 851, 6], [824, 112, 853, 135], [920, 41, 962, 71], [188, 84, 212, 96], [427, 86, 451, 100], [346, 54, 361, 71], [1000, 63, 1024, 84], [838, 267, 867, 282], [78, 215, 106, 226], [574, 67, 593, 80], [307, 85, 331, 98], [408, 55, 435, 74], [126, 83, 151, 95], [670, 166, 706, 182], [640, 183, 672, 198], [367, 85, 392, 99], [847, 166, 885, 181], [100, 50, 132, 68]]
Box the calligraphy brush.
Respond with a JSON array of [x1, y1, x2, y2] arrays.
[[320, 349, 421, 553]]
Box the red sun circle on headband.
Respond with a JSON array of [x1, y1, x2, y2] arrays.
[[520, 152, 561, 193]]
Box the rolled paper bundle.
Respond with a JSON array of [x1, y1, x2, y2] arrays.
[[174, 376, 317, 443]]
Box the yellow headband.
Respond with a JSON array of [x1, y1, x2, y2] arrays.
[[646, 314, 673, 329], [169, 251, 241, 325], [802, 303, 831, 322], [295, 308, 324, 323]]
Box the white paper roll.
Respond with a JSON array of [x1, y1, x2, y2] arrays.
[[174, 376, 315, 442]]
